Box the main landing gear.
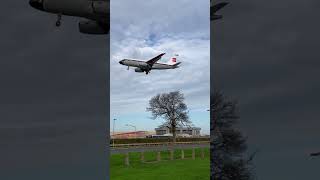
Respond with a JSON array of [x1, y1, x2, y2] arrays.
[[145, 71, 149, 75], [56, 14, 62, 27]]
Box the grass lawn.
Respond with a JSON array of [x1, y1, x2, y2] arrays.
[[110, 148, 210, 180]]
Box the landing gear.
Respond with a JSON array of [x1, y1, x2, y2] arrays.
[[145, 71, 149, 75], [127, 66, 129, 70], [56, 14, 62, 27]]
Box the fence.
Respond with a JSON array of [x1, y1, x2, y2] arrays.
[[111, 142, 209, 166], [110, 141, 210, 149], [121, 147, 208, 166], [110, 137, 210, 144]]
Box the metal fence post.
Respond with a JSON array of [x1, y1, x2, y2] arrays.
[[157, 151, 161, 161], [201, 148, 205, 159], [192, 148, 196, 160], [125, 152, 130, 166], [140, 151, 145, 162], [181, 149, 185, 159], [170, 149, 174, 160]]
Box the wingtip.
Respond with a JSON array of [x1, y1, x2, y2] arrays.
[[218, 2, 229, 7]]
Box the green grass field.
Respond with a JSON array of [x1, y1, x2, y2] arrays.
[[110, 148, 210, 180]]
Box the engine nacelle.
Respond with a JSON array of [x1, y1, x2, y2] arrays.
[[135, 68, 144, 73], [211, 14, 223, 21], [92, 1, 109, 16], [79, 20, 109, 34]]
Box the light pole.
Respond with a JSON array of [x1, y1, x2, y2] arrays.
[[126, 124, 137, 138], [113, 118, 116, 147]]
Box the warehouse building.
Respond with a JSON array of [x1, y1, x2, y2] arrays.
[[155, 126, 201, 137]]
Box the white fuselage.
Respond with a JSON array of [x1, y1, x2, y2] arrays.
[[120, 59, 176, 71]]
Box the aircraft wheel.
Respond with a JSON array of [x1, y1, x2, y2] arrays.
[[56, 14, 62, 27], [56, 21, 61, 27]]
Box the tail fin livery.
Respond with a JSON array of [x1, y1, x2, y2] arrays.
[[168, 54, 179, 65]]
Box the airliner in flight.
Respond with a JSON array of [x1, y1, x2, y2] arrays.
[[29, 0, 109, 34], [211, 1, 229, 21], [119, 53, 181, 75]]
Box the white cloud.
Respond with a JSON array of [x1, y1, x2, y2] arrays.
[[110, 0, 210, 133]]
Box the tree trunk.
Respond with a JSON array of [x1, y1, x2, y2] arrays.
[[172, 124, 176, 143]]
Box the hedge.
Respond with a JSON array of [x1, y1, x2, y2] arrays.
[[110, 137, 210, 144]]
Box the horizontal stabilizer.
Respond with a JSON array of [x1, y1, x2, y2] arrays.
[[174, 62, 181, 67]]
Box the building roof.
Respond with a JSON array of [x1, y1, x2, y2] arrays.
[[155, 126, 201, 130], [111, 131, 153, 136]]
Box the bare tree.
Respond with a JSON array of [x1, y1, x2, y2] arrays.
[[147, 91, 191, 143], [211, 90, 256, 180]]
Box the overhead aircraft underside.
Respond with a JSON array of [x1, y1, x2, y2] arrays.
[[29, 0, 109, 34]]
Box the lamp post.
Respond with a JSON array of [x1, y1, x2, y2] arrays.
[[113, 118, 116, 147], [126, 124, 137, 138]]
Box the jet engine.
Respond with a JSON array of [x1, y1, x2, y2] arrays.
[[211, 14, 223, 20], [134, 68, 144, 73], [78, 20, 109, 34], [92, 1, 109, 15]]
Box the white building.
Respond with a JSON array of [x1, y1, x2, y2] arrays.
[[155, 126, 201, 137]]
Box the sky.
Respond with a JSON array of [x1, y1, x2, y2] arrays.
[[110, 0, 210, 134], [212, 0, 320, 179]]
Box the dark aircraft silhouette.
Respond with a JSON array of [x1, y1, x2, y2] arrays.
[[211, 1, 229, 21], [29, 0, 109, 34], [310, 152, 320, 157]]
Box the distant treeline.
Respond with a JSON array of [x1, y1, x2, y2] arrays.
[[110, 137, 210, 144]]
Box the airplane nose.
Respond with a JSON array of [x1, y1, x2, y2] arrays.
[[29, 0, 44, 11], [119, 60, 124, 65]]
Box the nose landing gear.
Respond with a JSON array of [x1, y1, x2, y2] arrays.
[[56, 14, 62, 27]]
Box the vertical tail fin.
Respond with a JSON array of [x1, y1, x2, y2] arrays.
[[167, 54, 179, 65]]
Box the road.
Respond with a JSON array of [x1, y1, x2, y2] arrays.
[[110, 143, 209, 154]]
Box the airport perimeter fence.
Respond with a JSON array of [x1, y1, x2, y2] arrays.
[[110, 141, 210, 148], [113, 146, 210, 166], [110, 137, 210, 144]]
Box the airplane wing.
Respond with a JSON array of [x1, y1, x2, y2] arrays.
[[146, 53, 166, 65], [212, 2, 228, 13]]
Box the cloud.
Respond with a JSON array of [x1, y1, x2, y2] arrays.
[[110, 0, 210, 133]]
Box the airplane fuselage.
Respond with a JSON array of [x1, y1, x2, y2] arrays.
[[119, 59, 179, 74]]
